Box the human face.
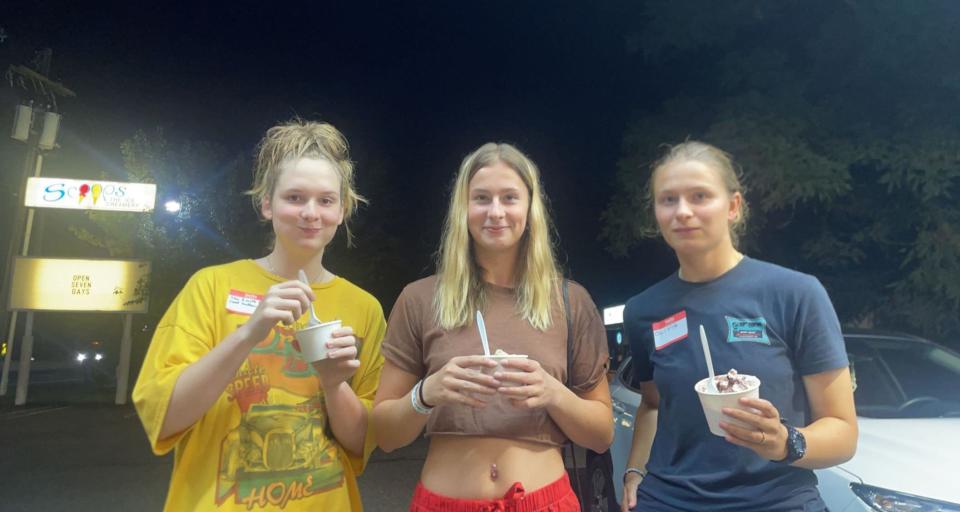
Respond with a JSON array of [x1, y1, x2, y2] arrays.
[[467, 161, 530, 257], [261, 157, 344, 256], [653, 159, 741, 257]]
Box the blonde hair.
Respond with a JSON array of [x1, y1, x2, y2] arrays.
[[650, 140, 750, 247], [434, 143, 562, 331], [246, 119, 366, 246]]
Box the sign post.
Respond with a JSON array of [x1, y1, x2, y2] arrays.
[[5, 257, 151, 405], [115, 313, 134, 405]]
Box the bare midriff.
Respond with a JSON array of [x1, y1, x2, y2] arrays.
[[420, 435, 566, 499]]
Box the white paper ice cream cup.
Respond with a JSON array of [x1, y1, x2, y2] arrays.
[[694, 375, 761, 436], [295, 319, 342, 362]]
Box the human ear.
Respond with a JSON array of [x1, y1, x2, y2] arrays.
[[728, 192, 742, 222], [261, 196, 273, 220]]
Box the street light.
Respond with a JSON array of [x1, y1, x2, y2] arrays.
[[164, 199, 181, 214]]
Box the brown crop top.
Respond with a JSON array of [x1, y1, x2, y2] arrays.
[[381, 276, 608, 446]]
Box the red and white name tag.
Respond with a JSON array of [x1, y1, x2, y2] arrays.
[[652, 310, 688, 350], [226, 289, 263, 316]]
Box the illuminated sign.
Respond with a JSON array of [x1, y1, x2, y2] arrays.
[[24, 177, 156, 212], [603, 304, 625, 326], [9, 258, 151, 313]]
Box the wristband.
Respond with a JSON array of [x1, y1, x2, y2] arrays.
[[410, 380, 433, 415], [623, 467, 646, 484], [418, 378, 434, 408]]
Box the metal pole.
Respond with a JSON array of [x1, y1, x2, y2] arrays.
[[0, 311, 19, 395], [115, 313, 133, 405], [13, 311, 34, 405], [0, 153, 43, 396]]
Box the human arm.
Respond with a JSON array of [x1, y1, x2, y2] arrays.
[[621, 381, 659, 512], [157, 280, 315, 440], [311, 326, 365, 456], [371, 356, 500, 452], [720, 366, 857, 468], [496, 359, 613, 453], [720, 275, 858, 467]]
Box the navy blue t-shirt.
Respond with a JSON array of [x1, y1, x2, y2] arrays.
[[625, 257, 848, 512]]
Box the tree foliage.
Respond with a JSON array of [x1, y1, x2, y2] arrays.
[[603, 0, 960, 341], [70, 129, 261, 325]]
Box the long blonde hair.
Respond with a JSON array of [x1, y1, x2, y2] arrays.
[[434, 143, 562, 331], [246, 119, 366, 246]]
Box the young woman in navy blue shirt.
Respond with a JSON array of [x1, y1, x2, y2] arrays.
[[620, 141, 857, 511]]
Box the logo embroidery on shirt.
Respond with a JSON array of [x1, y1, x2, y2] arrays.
[[725, 316, 770, 344], [652, 310, 688, 350], [226, 289, 263, 316]]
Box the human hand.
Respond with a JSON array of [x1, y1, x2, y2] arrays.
[[311, 326, 361, 391], [621, 471, 642, 512], [494, 358, 565, 410], [719, 397, 789, 461], [243, 280, 315, 343], [421, 356, 500, 408]]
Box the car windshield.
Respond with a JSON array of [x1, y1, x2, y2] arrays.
[[846, 336, 960, 419]]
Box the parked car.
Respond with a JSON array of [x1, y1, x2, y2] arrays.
[[588, 330, 960, 511], [6, 338, 115, 387]]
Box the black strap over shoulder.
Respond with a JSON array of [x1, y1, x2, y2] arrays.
[[561, 278, 584, 502], [563, 278, 572, 384]]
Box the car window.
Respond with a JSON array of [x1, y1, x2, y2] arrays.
[[874, 344, 960, 402], [846, 336, 960, 418], [848, 352, 904, 409]]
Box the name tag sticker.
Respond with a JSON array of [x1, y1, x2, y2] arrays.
[[226, 289, 263, 316], [652, 310, 688, 350]]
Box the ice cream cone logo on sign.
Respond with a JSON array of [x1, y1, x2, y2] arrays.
[[91, 184, 102, 205], [78, 183, 90, 204]]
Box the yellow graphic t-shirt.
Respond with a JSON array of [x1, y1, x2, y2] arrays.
[[133, 260, 386, 511]]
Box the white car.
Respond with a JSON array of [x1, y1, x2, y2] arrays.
[[583, 330, 960, 512]]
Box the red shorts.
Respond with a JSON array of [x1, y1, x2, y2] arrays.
[[409, 472, 581, 512]]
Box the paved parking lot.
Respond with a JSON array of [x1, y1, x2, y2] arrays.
[[0, 400, 427, 511]]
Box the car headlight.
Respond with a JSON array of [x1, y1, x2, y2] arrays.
[[852, 483, 960, 512], [76, 352, 88, 362], [94, 353, 103, 361]]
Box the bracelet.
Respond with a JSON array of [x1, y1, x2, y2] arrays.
[[418, 378, 434, 408], [410, 380, 433, 415], [623, 467, 646, 484]]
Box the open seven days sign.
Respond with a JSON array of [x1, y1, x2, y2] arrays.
[[9, 258, 151, 313]]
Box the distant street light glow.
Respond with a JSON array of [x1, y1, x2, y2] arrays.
[[76, 352, 88, 362], [164, 200, 181, 213]]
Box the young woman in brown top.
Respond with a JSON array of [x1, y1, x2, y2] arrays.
[[372, 143, 613, 511]]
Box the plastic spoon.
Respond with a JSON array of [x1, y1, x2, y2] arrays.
[[476, 311, 491, 356], [298, 269, 321, 326], [699, 324, 720, 393]]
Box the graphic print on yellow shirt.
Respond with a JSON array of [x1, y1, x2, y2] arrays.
[[216, 323, 345, 509]]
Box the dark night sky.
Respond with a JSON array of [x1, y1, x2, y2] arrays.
[[2, 2, 662, 314]]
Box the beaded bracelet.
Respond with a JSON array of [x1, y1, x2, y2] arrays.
[[410, 380, 433, 415]]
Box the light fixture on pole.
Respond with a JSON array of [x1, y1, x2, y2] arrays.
[[11, 104, 32, 142], [37, 111, 61, 150], [164, 199, 182, 214]]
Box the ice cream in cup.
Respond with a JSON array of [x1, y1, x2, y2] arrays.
[[482, 349, 528, 386], [295, 319, 342, 362], [694, 369, 761, 436]]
